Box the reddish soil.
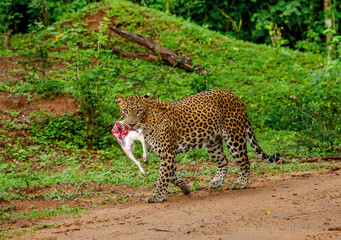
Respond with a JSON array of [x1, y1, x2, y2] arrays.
[[84, 10, 106, 30], [0, 55, 78, 117], [0, 92, 78, 116], [0, 55, 78, 118], [10, 169, 340, 240]]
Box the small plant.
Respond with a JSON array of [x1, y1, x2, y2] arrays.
[[265, 22, 288, 56], [32, 223, 55, 231], [104, 192, 131, 204], [17, 21, 52, 77], [192, 177, 201, 191], [11, 171, 41, 189], [189, 72, 212, 94], [14, 21, 63, 99], [0, 205, 17, 213], [30, 77, 65, 99], [17, 46, 52, 77]]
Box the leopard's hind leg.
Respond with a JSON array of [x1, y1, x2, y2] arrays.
[[207, 137, 229, 189], [223, 127, 250, 190]]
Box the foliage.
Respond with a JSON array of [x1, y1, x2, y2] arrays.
[[13, 21, 66, 99], [2, 0, 341, 58], [0, 0, 101, 33], [17, 45, 52, 77], [0, 0, 339, 152], [131, 0, 341, 57], [248, 56, 341, 154], [0, 205, 83, 220], [30, 112, 85, 146], [33, 77, 66, 99], [0, 0, 29, 33], [60, 17, 120, 146], [71, 59, 119, 145], [16, 21, 52, 75], [292, 61, 341, 153]]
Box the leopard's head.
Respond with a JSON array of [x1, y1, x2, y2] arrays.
[[115, 93, 150, 130]]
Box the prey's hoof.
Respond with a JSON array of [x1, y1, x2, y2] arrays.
[[140, 169, 146, 177]]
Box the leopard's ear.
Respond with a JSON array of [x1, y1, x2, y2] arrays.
[[115, 95, 124, 106], [144, 93, 151, 99]]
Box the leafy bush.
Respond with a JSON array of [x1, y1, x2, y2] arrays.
[[0, 0, 100, 33], [33, 78, 65, 99], [71, 61, 119, 145], [17, 45, 52, 77], [16, 21, 52, 75], [130, 0, 341, 57], [0, 0, 31, 33], [292, 62, 341, 153], [61, 17, 121, 146], [250, 58, 341, 154], [30, 113, 86, 147]]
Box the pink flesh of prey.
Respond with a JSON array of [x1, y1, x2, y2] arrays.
[[112, 121, 147, 176]]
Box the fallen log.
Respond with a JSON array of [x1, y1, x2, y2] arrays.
[[109, 25, 206, 73]]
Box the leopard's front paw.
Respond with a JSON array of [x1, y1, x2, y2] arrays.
[[209, 178, 223, 189], [231, 181, 248, 190], [146, 195, 165, 203]]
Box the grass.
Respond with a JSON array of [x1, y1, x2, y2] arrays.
[[0, 205, 83, 221], [32, 223, 55, 231], [252, 162, 340, 177]]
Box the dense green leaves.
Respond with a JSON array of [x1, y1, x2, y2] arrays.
[[131, 0, 341, 56], [0, 0, 101, 33]]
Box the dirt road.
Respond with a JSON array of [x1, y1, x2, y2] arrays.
[[22, 170, 341, 240]]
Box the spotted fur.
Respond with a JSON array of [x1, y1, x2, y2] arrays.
[[115, 89, 280, 203]]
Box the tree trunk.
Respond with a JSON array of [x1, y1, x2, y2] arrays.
[[166, 0, 169, 12], [324, 0, 333, 60], [4, 29, 13, 49]]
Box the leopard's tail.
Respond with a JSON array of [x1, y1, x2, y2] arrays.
[[245, 117, 280, 163]]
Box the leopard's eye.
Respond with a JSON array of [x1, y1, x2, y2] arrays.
[[137, 109, 143, 115], [121, 109, 128, 115]]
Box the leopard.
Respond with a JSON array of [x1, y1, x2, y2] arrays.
[[115, 89, 280, 203]]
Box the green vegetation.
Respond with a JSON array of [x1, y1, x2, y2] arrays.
[[130, 0, 341, 56], [0, 0, 340, 233], [0, 205, 83, 220]]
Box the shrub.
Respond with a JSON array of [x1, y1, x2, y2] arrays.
[[30, 113, 86, 147], [292, 62, 341, 153]]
